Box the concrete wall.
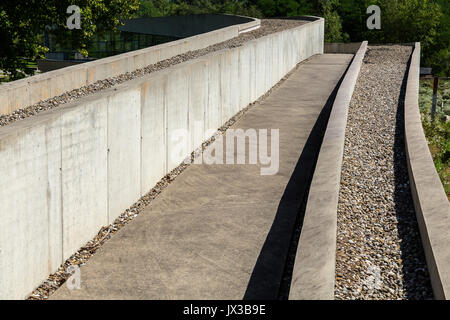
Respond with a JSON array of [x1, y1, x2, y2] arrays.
[[0, 16, 260, 117], [289, 42, 367, 300], [404, 42, 450, 300], [0, 17, 324, 299]]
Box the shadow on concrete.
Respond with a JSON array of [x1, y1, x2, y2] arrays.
[[243, 67, 347, 300], [393, 53, 434, 300]]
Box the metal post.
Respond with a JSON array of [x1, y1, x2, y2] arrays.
[[431, 76, 439, 122]]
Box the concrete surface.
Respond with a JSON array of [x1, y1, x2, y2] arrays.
[[0, 112, 62, 300], [289, 42, 367, 300], [140, 73, 168, 194], [51, 54, 352, 300], [404, 43, 450, 300], [61, 97, 108, 260], [107, 88, 142, 224], [0, 19, 324, 299]]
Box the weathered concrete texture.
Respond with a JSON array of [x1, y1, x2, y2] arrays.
[[107, 88, 142, 223], [61, 97, 108, 260], [289, 42, 367, 300], [51, 54, 352, 300], [166, 65, 190, 172], [140, 74, 167, 195], [405, 43, 450, 300], [0, 114, 62, 300]]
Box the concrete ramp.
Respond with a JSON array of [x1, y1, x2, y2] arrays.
[[51, 54, 352, 300]]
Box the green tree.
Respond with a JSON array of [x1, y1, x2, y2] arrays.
[[366, 0, 441, 46], [137, 0, 175, 17], [297, 0, 347, 42], [425, 0, 450, 76], [255, 0, 299, 17], [0, 0, 139, 80], [136, 0, 262, 18], [338, 0, 371, 42], [361, 0, 443, 73]]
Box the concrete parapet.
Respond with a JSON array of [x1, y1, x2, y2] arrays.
[[289, 41, 368, 300], [0, 16, 260, 117], [404, 43, 450, 300]]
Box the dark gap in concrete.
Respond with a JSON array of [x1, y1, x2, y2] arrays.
[[243, 60, 350, 300], [393, 53, 434, 300]]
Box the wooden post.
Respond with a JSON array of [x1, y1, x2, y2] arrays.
[[431, 76, 439, 122]]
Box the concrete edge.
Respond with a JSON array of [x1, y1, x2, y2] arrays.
[[404, 42, 450, 300], [289, 41, 368, 300]]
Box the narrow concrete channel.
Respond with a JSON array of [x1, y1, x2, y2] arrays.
[[274, 66, 348, 300], [334, 45, 433, 299], [49, 54, 352, 300]]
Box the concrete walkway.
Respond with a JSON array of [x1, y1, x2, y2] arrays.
[[52, 54, 352, 300]]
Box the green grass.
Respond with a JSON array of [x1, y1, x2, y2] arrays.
[[419, 79, 450, 199]]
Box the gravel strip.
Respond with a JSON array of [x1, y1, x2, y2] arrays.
[[334, 45, 433, 300], [0, 19, 305, 127], [26, 57, 311, 300]]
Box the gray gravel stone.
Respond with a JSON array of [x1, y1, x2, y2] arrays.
[[334, 45, 433, 300]]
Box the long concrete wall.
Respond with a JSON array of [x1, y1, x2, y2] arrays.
[[0, 17, 324, 299], [404, 42, 450, 300], [289, 41, 367, 300], [0, 16, 260, 116]]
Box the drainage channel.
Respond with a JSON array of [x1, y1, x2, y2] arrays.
[[334, 45, 433, 300]]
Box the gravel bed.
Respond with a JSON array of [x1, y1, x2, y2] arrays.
[[334, 45, 433, 300], [0, 19, 305, 127], [26, 57, 309, 300]]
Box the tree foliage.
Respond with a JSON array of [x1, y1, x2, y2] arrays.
[[0, 0, 139, 80], [1, 0, 449, 79], [136, 0, 262, 18]]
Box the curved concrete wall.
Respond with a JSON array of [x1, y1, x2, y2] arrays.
[[0, 17, 324, 299], [0, 15, 260, 116], [404, 42, 450, 300], [289, 41, 367, 300]]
